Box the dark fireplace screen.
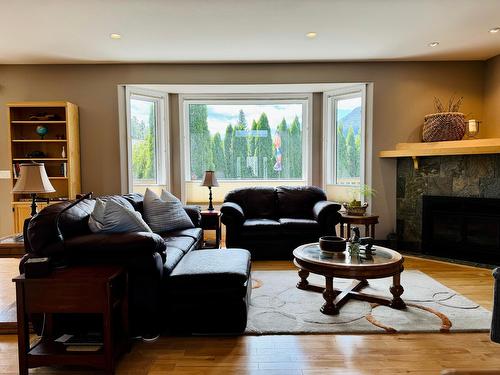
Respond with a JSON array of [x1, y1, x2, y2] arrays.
[[422, 195, 500, 265]]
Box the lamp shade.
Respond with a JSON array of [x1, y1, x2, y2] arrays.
[[12, 163, 55, 194], [200, 170, 219, 187]]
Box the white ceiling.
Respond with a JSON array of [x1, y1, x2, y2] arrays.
[[1, 0, 500, 64]]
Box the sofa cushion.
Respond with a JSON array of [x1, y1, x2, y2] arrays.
[[276, 186, 327, 219], [166, 228, 203, 243], [143, 188, 194, 233], [163, 247, 185, 276], [224, 187, 277, 219], [242, 218, 280, 233], [162, 236, 195, 254], [279, 218, 320, 230], [88, 198, 152, 234], [168, 249, 251, 289], [88, 196, 137, 232]]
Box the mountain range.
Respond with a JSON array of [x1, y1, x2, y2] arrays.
[[339, 106, 361, 135]]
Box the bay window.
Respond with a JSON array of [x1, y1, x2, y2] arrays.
[[181, 95, 312, 203]]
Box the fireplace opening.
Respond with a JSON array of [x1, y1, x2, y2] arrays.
[[422, 195, 500, 265]]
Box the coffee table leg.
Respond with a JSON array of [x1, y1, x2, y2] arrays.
[[297, 269, 310, 290], [389, 272, 406, 309], [321, 276, 339, 315]]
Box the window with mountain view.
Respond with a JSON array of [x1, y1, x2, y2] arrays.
[[334, 95, 363, 185], [186, 102, 305, 181]]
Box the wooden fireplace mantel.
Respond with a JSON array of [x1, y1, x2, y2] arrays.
[[379, 138, 500, 169]]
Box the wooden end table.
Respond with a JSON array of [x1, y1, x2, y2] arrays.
[[0, 234, 25, 257], [339, 213, 379, 238], [201, 210, 221, 249], [13, 266, 130, 375], [293, 243, 405, 315]]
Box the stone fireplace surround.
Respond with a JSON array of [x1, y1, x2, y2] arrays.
[[396, 154, 500, 251]]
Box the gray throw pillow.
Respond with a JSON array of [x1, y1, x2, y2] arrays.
[[88, 197, 151, 233], [88, 198, 106, 232], [143, 188, 194, 233]]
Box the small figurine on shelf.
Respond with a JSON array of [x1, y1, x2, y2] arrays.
[[348, 226, 360, 256], [61, 146, 66, 158]]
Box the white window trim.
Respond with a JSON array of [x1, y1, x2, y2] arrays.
[[119, 86, 170, 193], [322, 84, 370, 189], [179, 93, 313, 202]]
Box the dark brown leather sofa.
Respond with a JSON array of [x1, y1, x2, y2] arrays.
[[221, 186, 342, 259], [22, 194, 251, 337]]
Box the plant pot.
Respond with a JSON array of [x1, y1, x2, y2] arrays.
[[343, 202, 368, 216]]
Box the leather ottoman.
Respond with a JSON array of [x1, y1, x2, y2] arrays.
[[166, 248, 251, 334]]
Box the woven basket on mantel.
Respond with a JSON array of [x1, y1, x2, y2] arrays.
[[422, 112, 466, 142]]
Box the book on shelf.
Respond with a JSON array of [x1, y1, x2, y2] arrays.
[[60, 162, 67, 177], [12, 163, 20, 178]]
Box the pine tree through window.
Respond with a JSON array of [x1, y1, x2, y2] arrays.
[[187, 103, 305, 181]]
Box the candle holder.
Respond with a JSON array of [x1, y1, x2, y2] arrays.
[[466, 119, 481, 138]]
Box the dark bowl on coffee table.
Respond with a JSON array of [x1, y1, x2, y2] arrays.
[[319, 236, 347, 253]]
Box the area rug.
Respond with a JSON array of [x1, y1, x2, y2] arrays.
[[246, 270, 491, 334]]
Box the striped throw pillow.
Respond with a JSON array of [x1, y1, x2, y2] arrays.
[[88, 197, 152, 233], [143, 188, 194, 233]]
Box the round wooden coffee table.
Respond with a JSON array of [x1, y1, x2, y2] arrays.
[[293, 243, 406, 315]]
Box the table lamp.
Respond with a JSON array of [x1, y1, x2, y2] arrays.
[[200, 170, 219, 211], [12, 163, 55, 217]]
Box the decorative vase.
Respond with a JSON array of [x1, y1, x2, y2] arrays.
[[35, 125, 48, 139]]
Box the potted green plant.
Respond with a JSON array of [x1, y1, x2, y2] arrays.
[[343, 184, 376, 216]]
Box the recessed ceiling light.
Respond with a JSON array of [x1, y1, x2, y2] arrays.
[[489, 27, 500, 34], [110, 33, 122, 40], [306, 32, 317, 39], [428, 41, 439, 47]]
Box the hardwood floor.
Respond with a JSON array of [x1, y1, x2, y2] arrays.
[[0, 256, 498, 374]]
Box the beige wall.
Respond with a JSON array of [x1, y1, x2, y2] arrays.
[[484, 54, 500, 137], [0, 62, 486, 239]]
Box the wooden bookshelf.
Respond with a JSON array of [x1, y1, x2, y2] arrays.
[[7, 101, 81, 232]]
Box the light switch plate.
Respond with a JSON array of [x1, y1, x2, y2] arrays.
[[0, 170, 11, 179]]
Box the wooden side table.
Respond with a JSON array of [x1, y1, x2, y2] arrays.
[[13, 266, 130, 375], [0, 234, 25, 257], [339, 213, 379, 239], [200, 210, 221, 249]]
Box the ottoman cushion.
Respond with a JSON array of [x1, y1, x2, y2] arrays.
[[169, 248, 250, 289]]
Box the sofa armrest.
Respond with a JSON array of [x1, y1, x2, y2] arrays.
[[221, 202, 245, 227], [313, 200, 342, 230], [64, 232, 167, 262], [184, 205, 202, 227]]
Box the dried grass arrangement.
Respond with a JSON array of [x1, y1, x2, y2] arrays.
[[423, 95, 466, 142]]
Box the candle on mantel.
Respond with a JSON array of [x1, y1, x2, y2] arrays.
[[468, 120, 478, 133], [467, 119, 480, 138]]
